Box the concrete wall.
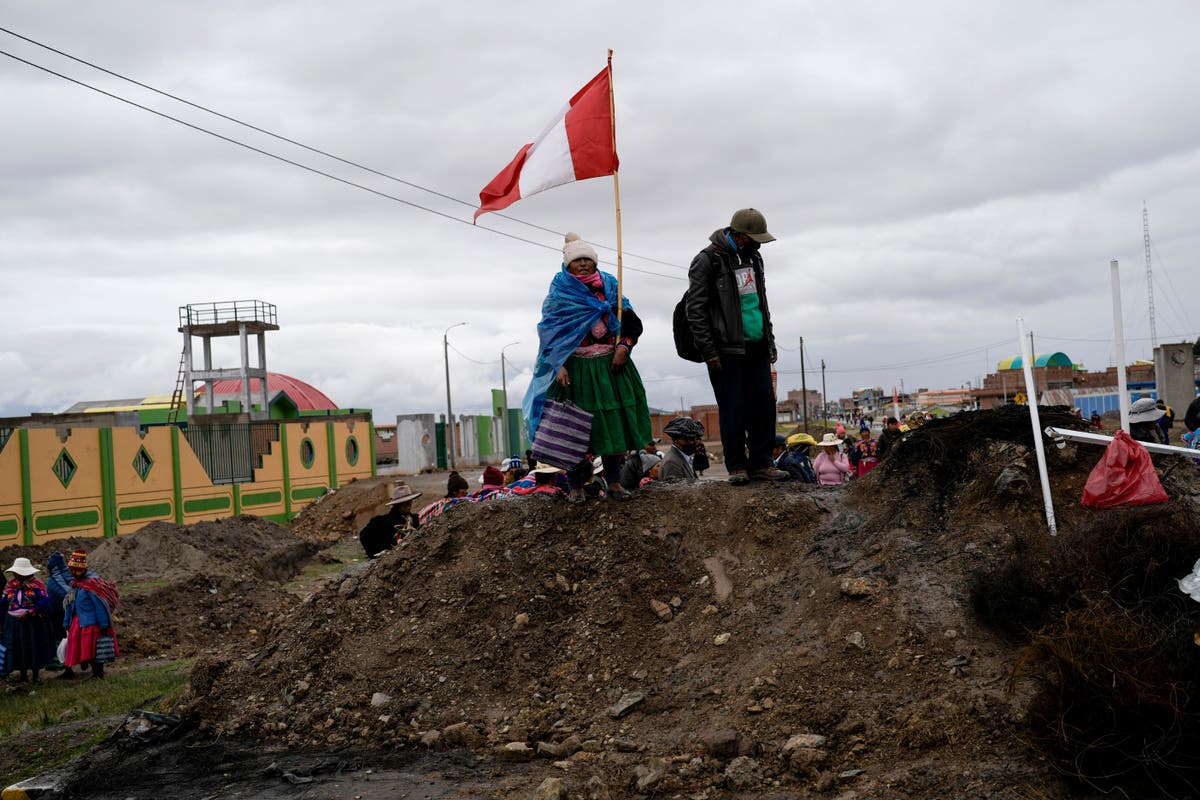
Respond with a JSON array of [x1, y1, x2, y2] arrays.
[[1154, 343, 1197, 415], [395, 414, 437, 473]]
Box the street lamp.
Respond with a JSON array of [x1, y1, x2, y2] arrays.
[[500, 341, 520, 458], [443, 322, 467, 469]]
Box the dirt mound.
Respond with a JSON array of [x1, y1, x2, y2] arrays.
[[185, 461, 1069, 798], [289, 476, 393, 545], [91, 516, 313, 585], [0, 517, 316, 660]]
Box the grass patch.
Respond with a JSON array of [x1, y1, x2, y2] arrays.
[[0, 659, 193, 739], [295, 539, 362, 583], [4, 726, 109, 785]]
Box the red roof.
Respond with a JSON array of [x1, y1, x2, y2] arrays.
[[199, 372, 337, 411]]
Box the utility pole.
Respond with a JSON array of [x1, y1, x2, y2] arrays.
[[500, 340, 520, 458], [821, 358, 828, 427], [799, 336, 809, 432], [1143, 203, 1157, 349], [443, 322, 467, 469]]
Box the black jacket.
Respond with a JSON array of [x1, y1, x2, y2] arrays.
[[685, 229, 776, 360], [876, 427, 902, 459]]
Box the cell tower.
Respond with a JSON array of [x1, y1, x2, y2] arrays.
[[1143, 203, 1157, 349]]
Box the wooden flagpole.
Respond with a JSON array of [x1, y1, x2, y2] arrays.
[[607, 49, 623, 323]]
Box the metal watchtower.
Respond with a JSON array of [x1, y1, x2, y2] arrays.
[[172, 300, 279, 422]]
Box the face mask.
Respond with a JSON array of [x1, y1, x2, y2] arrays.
[[678, 442, 698, 456]]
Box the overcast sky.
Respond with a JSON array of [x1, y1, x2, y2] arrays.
[[3, 2, 1199, 424]]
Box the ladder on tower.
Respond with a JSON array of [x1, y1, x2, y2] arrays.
[[167, 349, 187, 424]]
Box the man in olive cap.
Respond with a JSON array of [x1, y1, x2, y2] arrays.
[[684, 208, 787, 485]]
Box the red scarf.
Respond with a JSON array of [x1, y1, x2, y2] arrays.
[[73, 576, 119, 611]]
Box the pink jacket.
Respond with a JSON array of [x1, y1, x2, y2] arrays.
[[812, 451, 851, 485]]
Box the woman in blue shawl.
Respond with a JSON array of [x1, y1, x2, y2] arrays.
[[524, 233, 652, 502]]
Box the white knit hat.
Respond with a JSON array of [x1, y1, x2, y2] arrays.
[[562, 232, 598, 266]]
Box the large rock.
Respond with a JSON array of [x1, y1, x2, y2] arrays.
[[532, 777, 568, 800], [496, 741, 535, 761], [607, 692, 645, 719], [782, 733, 829, 775], [632, 759, 668, 792], [724, 756, 764, 790], [700, 728, 740, 760], [442, 721, 484, 749], [584, 775, 611, 800], [994, 467, 1030, 497]]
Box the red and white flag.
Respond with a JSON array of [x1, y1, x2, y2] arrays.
[[474, 65, 617, 221]]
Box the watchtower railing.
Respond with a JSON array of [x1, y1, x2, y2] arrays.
[[178, 300, 277, 328]]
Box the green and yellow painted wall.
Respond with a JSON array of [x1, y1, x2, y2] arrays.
[[0, 417, 374, 546]]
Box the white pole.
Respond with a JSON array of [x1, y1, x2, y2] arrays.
[[1110, 259, 1131, 432], [1018, 317, 1057, 536]]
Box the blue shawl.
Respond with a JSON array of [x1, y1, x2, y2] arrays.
[[523, 266, 632, 439]]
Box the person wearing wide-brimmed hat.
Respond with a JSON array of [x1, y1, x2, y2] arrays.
[[1128, 397, 1167, 444], [812, 433, 851, 486], [524, 233, 652, 503], [359, 482, 423, 557], [777, 432, 818, 483], [507, 463, 567, 497], [2, 557, 55, 682]]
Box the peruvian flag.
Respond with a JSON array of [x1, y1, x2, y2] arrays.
[[474, 65, 618, 221]]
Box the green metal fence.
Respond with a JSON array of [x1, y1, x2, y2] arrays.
[[183, 422, 279, 484]]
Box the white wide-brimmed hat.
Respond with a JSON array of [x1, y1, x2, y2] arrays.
[[1128, 397, 1166, 424], [4, 557, 40, 579], [818, 433, 843, 447], [531, 462, 563, 474], [386, 482, 422, 505]]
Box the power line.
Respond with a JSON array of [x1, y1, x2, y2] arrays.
[[447, 341, 500, 365], [0, 26, 687, 273]]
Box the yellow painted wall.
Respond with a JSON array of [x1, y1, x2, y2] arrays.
[[112, 426, 176, 534], [287, 421, 330, 504], [0, 435, 23, 544], [333, 420, 372, 483], [241, 426, 286, 521], [27, 428, 104, 544], [6, 417, 374, 545]]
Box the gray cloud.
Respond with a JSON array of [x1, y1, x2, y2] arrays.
[[2, 1, 1198, 424]]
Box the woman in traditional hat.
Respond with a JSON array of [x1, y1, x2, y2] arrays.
[[359, 482, 423, 557], [523, 233, 652, 503], [812, 433, 851, 485], [3, 557, 55, 682], [62, 549, 119, 679], [1128, 397, 1167, 444]]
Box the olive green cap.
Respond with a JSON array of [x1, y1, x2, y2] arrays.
[[729, 208, 776, 243]]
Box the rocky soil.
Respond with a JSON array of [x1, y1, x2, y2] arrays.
[[16, 407, 1200, 798]]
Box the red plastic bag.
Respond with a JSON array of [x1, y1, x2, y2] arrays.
[[1081, 429, 1169, 508]]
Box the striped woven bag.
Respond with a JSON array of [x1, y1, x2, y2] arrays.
[[531, 399, 593, 470]]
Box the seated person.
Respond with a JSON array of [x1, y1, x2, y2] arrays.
[[778, 433, 818, 483], [359, 483, 422, 557], [516, 463, 566, 497], [620, 452, 662, 491], [474, 466, 507, 500], [419, 471, 475, 524], [659, 417, 704, 483]]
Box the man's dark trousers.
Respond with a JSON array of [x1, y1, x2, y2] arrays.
[[708, 341, 776, 473]]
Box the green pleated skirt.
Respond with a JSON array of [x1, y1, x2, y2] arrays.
[[547, 352, 652, 456]]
